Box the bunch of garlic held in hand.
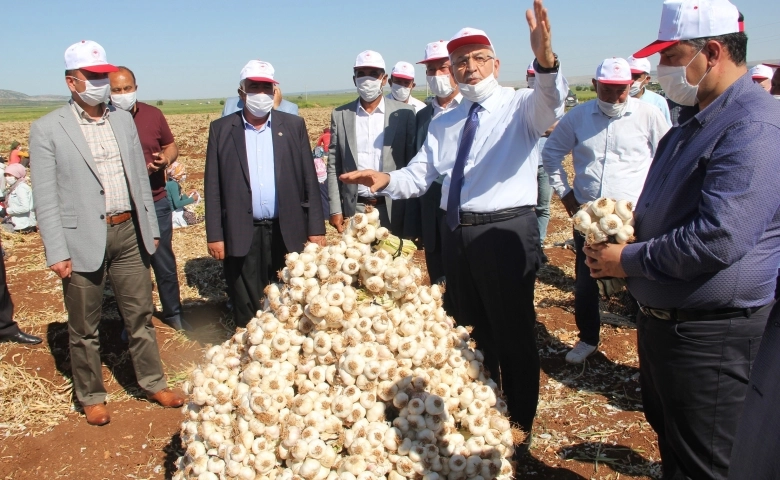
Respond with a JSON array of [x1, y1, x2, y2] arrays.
[[173, 205, 518, 480], [572, 197, 636, 245]]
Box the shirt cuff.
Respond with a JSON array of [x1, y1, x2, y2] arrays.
[[381, 172, 400, 200], [620, 241, 646, 278]]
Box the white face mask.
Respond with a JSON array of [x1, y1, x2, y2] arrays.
[[71, 76, 111, 106], [243, 93, 274, 117], [111, 91, 137, 111], [5, 177, 16, 186], [597, 99, 627, 117], [629, 80, 643, 97], [459, 73, 500, 104], [527, 77, 536, 89], [773, 95, 780, 101], [356, 76, 384, 102], [427, 75, 454, 98], [390, 83, 411, 102], [656, 48, 710, 106]]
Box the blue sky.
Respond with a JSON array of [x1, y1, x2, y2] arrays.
[[2, 0, 778, 99]]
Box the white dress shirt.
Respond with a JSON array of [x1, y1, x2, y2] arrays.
[[542, 97, 670, 205], [637, 89, 672, 126], [383, 69, 568, 212], [386, 93, 427, 113], [355, 97, 386, 197], [431, 93, 463, 119]]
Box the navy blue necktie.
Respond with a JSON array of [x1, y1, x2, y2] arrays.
[[446, 102, 481, 231]]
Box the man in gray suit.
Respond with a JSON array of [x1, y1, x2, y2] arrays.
[[29, 40, 185, 426], [327, 50, 416, 235]]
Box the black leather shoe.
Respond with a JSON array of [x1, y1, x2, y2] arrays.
[[0, 331, 42, 345]]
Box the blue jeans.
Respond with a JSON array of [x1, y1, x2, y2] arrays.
[[150, 198, 183, 327], [536, 165, 552, 244]]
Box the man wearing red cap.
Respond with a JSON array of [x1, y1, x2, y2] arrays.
[[30, 40, 185, 426], [749, 64, 773, 92], [543, 57, 668, 365], [770, 63, 780, 98], [583, 1, 780, 478], [386, 61, 426, 112], [340, 0, 568, 440]]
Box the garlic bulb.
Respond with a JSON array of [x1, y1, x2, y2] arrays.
[[173, 209, 518, 479], [574, 197, 637, 246]]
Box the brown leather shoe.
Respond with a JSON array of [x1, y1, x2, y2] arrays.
[[83, 403, 110, 426], [148, 388, 186, 408]]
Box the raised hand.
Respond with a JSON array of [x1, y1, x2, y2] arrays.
[[526, 0, 555, 68], [339, 170, 391, 193]]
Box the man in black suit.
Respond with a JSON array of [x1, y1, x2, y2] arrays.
[[205, 60, 325, 327]]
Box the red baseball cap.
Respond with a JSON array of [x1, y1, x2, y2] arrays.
[[595, 58, 633, 85], [240, 60, 279, 84], [64, 40, 118, 73], [447, 28, 492, 54]]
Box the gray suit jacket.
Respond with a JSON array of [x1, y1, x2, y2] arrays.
[[30, 103, 159, 272], [327, 97, 416, 233]]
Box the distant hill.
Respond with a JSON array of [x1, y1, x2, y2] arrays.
[[0, 89, 69, 104]]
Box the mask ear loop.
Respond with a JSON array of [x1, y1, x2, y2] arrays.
[[686, 47, 712, 88]]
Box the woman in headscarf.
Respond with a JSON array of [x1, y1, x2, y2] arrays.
[[2, 164, 36, 233]]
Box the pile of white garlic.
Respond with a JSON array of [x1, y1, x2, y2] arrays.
[[572, 197, 635, 245], [173, 205, 518, 480]]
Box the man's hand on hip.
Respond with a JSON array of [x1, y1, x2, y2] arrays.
[[50, 259, 72, 279], [329, 214, 345, 233], [208, 241, 225, 260], [561, 191, 580, 217], [339, 170, 391, 193]]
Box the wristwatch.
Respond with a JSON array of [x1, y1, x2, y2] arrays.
[[534, 54, 559, 74]]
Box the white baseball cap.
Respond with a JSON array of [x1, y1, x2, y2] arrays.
[[418, 41, 448, 64], [391, 62, 415, 80], [64, 40, 118, 73], [526, 62, 535, 75], [240, 60, 278, 84], [354, 50, 385, 70], [750, 64, 774, 80], [627, 56, 652, 74], [447, 27, 492, 54], [764, 63, 780, 69], [634, 0, 743, 58], [595, 58, 633, 85]]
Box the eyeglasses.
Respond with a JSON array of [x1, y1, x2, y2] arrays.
[[453, 55, 494, 71]]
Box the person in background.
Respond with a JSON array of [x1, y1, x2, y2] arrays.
[[165, 161, 201, 228], [8, 141, 22, 165], [340, 5, 568, 439], [627, 55, 673, 125], [327, 50, 416, 235], [205, 60, 325, 327], [386, 61, 427, 112], [109, 66, 188, 332], [30, 40, 185, 427], [315, 127, 330, 154], [221, 84, 298, 117], [586, 1, 780, 477], [527, 61, 554, 263], [544, 57, 669, 364], [312, 146, 329, 218], [749, 64, 773, 92], [1, 164, 37, 234], [404, 40, 463, 296], [0, 244, 42, 344], [769, 63, 780, 98], [0, 156, 6, 201], [666, 97, 685, 126]]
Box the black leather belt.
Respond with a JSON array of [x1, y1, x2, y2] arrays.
[[358, 196, 385, 206], [638, 302, 772, 322], [253, 218, 278, 226], [459, 206, 533, 227]]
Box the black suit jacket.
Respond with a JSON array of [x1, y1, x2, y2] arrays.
[[403, 104, 440, 246], [205, 110, 324, 258]]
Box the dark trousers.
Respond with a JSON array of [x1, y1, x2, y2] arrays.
[[223, 219, 286, 327], [63, 218, 166, 406], [440, 208, 541, 432], [318, 182, 330, 218], [149, 198, 182, 325], [0, 252, 20, 336], [637, 306, 770, 480], [729, 302, 780, 479], [574, 230, 601, 345]]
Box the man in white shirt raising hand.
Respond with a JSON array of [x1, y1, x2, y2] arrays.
[[542, 57, 669, 364], [341, 0, 567, 441]]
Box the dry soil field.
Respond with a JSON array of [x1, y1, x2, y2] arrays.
[[0, 109, 659, 479]]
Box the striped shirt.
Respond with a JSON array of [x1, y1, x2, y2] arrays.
[[70, 101, 132, 214]]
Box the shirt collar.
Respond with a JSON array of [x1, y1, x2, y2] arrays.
[[242, 111, 273, 132], [357, 97, 385, 115], [433, 93, 463, 110], [70, 98, 109, 123], [468, 86, 502, 114]]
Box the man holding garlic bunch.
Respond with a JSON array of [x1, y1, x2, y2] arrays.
[[340, 0, 567, 439], [585, 0, 780, 477], [542, 57, 669, 364]]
